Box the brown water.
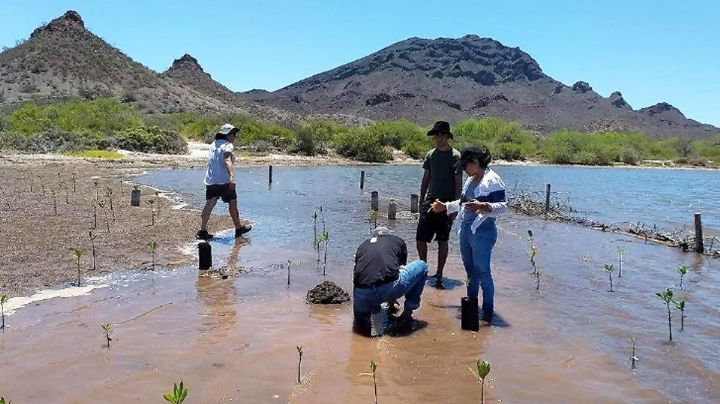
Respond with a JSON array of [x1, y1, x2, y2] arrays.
[[2, 166, 718, 403]]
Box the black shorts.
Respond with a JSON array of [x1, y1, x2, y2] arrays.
[[205, 183, 237, 203], [416, 198, 454, 243]]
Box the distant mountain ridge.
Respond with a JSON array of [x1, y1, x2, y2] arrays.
[[250, 35, 719, 138], [1, 11, 717, 139]]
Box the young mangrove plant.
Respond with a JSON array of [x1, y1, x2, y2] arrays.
[[73, 248, 83, 286], [677, 264, 687, 290], [287, 259, 294, 286], [312, 209, 319, 250], [527, 230, 536, 272], [674, 299, 685, 332], [469, 359, 491, 404], [369, 208, 378, 229], [147, 199, 156, 226], [604, 264, 615, 292], [92, 200, 98, 229], [72, 172, 76, 192], [89, 231, 97, 270], [52, 189, 58, 216], [617, 246, 625, 278], [358, 360, 378, 404], [630, 336, 638, 370], [148, 241, 158, 271], [106, 186, 115, 222], [93, 180, 99, 202], [101, 322, 113, 348], [534, 268, 542, 292], [656, 288, 674, 342], [296, 345, 303, 383], [1, 292, 9, 330], [98, 200, 110, 233], [317, 231, 329, 276], [163, 381, 188, 404]]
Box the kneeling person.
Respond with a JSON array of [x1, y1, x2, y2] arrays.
[[353, 227, 428, 328]]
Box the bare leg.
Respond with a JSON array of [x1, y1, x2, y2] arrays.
[[200, 198, 218, 231], [436, 241, 449, 279], [228, 199, 242, 229], [417, 240, 428, 262]]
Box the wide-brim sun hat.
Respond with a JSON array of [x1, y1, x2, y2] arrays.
[[217, 123, 239, 136], [427, 120, 453, 139]]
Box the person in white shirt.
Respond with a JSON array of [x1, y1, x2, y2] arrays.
[[431, 146, 507, 324], [196, 124, 252, 240]]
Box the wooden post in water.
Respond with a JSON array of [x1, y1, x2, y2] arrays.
[[371, 191, 379, 211], [268, 165, 273, 184], [695, 213, 704, 253], [544, 184, 551, 213], [410, 194, 419, 213], [388, 200, 397, 220], [360, 171, 365, 189]]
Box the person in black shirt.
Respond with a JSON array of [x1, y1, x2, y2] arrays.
[[353, 227, 428, 325]]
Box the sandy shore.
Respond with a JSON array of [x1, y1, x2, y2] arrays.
[[0, 156, 240, 297]]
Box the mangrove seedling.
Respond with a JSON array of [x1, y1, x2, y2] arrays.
[[0, 396, 10, 404], [287, 259, 294, 286], [312, 209, 319, 250], [469, 359, 491, 404], [316, 231, 329, 276], [106, 186, 115, 222], [89, 231, 97, 270], [527, 230, 538, 276], [73, 248, 83, 286], [98, 200, 110, 233], [1, 292, 9, 330], [677, 264, 687, 290], [52, 189, 57, 216], [369, 208, 378, 229], [163, 381, 188, 404], [534, 268, 542, 292], [296, 345, 303, 383], [147, 199, 156, 226], [148, 241, 158, 271], [656, 288, 674, 342], [604, 264, 615, 292], [72, 172, 76, 192], [101, 322, 112, 348], [92, 201, 98, 229], [358, 360, 378, 404], [630, 336, 638, 370], [93, 180, 99, 202], [674, 299, 686, 332], [617, 246, 625, 278]]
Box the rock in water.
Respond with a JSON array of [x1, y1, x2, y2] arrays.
[[306, 281, 350, 304]]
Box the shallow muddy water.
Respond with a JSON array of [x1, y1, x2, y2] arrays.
[[2, 165, 719, 403]]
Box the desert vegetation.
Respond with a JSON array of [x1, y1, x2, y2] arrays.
[[2, 98, 718, 166]]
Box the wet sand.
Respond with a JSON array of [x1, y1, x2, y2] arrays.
[[0, 157, 239, 296], [2, 161, 720, 402]]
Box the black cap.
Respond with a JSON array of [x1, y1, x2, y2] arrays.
[[427, 121, 453, 139], [455, 145, 492, 169]]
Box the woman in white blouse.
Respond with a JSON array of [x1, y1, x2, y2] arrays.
[[431, 146, 507, 323]]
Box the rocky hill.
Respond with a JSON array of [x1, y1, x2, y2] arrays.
[[250, 35, 719, 138]]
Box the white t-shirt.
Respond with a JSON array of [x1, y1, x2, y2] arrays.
[[204, 139, 236, 185]]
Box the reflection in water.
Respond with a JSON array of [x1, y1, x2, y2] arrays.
[[195, 239, 248, 341]]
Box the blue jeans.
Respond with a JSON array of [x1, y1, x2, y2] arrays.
[[353, 260, 428, 315], [459, 219, 497, 318]]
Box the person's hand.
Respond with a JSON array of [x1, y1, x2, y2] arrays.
[[448, 212, 457, 221], [228, 177, 236, 190], [430, 199, 446, 213], [465, 200, 492, 213]]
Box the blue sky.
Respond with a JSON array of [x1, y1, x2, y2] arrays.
[[1, 0, 718, 126]]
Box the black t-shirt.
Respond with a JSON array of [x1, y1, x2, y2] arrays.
[[353, 235, 408, 287]]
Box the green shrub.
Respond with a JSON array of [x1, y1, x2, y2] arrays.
[[453, 118, 535, 160], [334, 127, 392, 162], [112, 127, 188, 154], [366, 119, 424, 149]]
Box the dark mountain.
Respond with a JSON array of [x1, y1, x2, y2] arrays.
[[251, 35, 719, 138]]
